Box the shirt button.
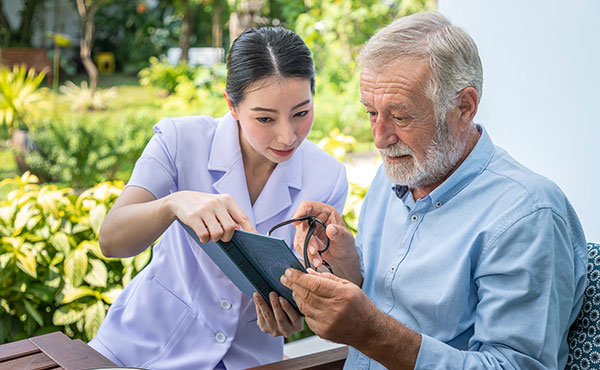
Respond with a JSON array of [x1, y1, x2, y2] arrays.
[[411, 214, 419, 222], [220, 299, 232, 310], [435, 201, 442, 208], [390, 266, 395, 272], [215, 332, 227, 343]]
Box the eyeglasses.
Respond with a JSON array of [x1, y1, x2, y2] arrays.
[[268, 215, 333, 274]]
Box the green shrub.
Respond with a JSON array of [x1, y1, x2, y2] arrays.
[[138, 56, 197, 94], [0, 173, 150, 344], [24, 112, 155, 187], [0, 65, 48, 138]]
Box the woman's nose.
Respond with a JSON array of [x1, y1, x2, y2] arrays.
[[277, 121, 296, 146]]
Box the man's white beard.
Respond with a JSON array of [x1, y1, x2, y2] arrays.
[[380, 121, 466, 189]]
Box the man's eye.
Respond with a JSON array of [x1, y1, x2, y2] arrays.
[[294, 110, 309, 117], [393, 116, 405, 122], [257, 117, 273, 123], [366, 110, 377, 117]]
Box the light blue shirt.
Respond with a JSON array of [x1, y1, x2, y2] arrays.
[[344, 125, 587, 369], [89, 113, 348, 370]]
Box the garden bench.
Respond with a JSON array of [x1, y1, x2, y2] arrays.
[[0, 48, 53, 83]]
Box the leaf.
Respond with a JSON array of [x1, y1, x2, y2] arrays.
[[71, 223, 89, 234], [14, 203, 37, 234], [26, 283, 57, 303], [89, 204, 106, 236], [53, 303, 86, 325], [84, 259, 107, 288], [0, 253, 12, 269], [134, 247, 151, 271], [100, 287, 122, 305], [49, 232, 71, 255], [23, 300, 43, 327], [84, 301, 105, 340], [26, 215, 42, 231], [61, 285, 96, 304], [64, 248, 88, 287], [16, 249, 37, 278]]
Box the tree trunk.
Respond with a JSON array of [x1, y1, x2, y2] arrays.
[[229, 0, 264, 45], [18, 0, 43, 46], [179, 0, 191, 64], [212, 0, 222, 48], [0, 0, 11, 47], [75, 0, 98, 96]]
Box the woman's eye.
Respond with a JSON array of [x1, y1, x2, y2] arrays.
[[256, 117, 273, 123], [294, 110, 309, 118]]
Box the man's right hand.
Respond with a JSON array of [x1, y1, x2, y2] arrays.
[[292, 201, 363, 286]]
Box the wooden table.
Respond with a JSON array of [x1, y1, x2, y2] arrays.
[[1, 331, 346, 370], [247, 346, 348, 370], [0, 331, 116, 370]]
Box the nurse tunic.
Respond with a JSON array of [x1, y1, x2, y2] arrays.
[[88, 113, 348, 370]]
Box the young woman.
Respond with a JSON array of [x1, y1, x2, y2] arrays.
[[88, 27, 347, 369]]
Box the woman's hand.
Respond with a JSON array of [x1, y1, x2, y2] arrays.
[[253, 292, 304, 338], [169, 191, 256, 243]]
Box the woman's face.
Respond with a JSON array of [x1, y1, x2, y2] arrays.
[[227, 77, 314, 165]]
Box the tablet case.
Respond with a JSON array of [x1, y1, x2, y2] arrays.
[[178, 220, 306, 314]]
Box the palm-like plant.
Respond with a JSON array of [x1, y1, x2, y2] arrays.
[[0, 65, 47, 136]]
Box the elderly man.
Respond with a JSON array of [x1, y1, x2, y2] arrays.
[[253, 11, 587, 369]]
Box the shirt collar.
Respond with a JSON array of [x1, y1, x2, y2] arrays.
[[392, 124, 494, 208]]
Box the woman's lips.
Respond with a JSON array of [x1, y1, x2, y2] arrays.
[[271, 148, 295, 157]]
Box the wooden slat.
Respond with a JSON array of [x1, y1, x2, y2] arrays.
[[0, 352, 56, 370], [0, 338, 39, 362], [247, 346, 348, 370], [28, 332, 116, 370]]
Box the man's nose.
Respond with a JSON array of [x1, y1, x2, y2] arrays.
[[372, 118, 399, 149]]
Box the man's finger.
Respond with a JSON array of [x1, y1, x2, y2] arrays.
[[284, 268, 344, 299]]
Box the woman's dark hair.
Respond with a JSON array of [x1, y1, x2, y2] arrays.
[[226, 27, 315, 106]]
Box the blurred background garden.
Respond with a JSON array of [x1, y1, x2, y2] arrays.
[[0, 0, 432, 346]]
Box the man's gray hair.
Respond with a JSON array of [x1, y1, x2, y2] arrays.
[[358, 11, 483, 124]]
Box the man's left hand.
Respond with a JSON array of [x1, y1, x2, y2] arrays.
[[280, 268, 379, 346]]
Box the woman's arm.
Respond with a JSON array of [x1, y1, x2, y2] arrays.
[[98, 186, 256, 258]]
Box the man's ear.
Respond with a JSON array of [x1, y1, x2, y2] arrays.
[[223, 90, 239, 120], [455, 87, 479, 130]]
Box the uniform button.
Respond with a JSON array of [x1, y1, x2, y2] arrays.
[[215, 332, 227, 343], [435, 201, 442, 208], [411, 214, 419, 222], [220, 299, 232, 310]]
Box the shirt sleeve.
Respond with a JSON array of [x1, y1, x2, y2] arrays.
[[414, 207, 586, 369], [127, 118, 178, 199]]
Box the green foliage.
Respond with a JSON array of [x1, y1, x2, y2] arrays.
[[138, 56, 198, 94], [24, 112, 155, 188], [139, 57, 227, 99], [0, 173, 150, 344], [0, 65, 48, 136]]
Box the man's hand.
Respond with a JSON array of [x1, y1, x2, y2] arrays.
[[293, 201, 362, 285], [280, 268, 377, 346], [253, 292, 304, 338], [281, 268, 421, 369]]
